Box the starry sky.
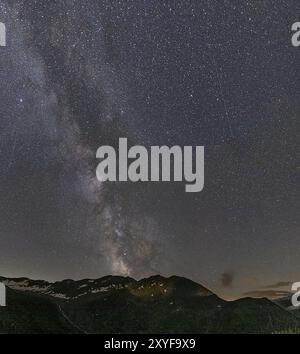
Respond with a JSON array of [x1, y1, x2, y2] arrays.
[[0, 0, 299, 299]]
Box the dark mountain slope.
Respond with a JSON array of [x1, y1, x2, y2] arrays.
[[0, 275, 299, 334], [0, 287, 79, 333]]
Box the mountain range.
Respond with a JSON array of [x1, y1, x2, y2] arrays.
[[0, 275, 299, 334]]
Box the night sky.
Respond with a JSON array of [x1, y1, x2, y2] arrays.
[[0, 0, 299, 299]]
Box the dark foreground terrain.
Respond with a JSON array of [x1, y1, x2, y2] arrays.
[[0, 275, 299, 334]]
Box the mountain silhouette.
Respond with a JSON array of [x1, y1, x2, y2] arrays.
[[0, 275, 299, 334]]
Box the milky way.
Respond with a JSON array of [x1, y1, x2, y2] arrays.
[[0, 0, 299, 299]]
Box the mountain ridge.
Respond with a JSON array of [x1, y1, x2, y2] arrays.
[[0, 274, 213, 300], [0, 275, 299, 333]]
